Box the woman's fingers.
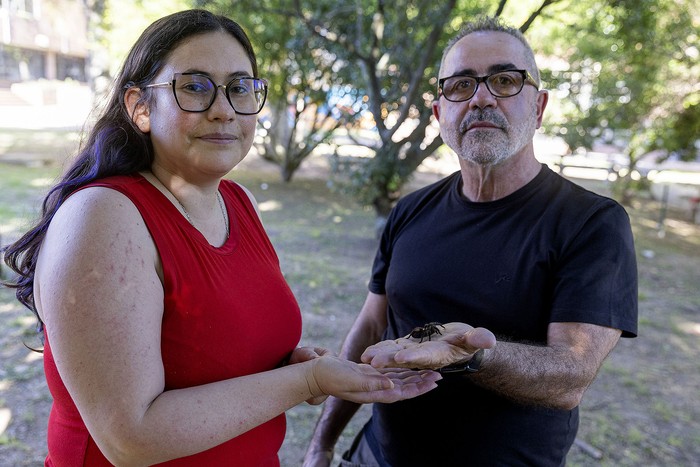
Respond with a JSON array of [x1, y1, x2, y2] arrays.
[[306, 357, 441, 404]]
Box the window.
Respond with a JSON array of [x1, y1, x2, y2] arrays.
[[10, 0, 36, 15], [0, 46, 46, 81], [56, 55, 86, 82]]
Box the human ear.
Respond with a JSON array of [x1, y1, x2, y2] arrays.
[[125, 87, 151, 133], [535, 89, 549, 129], [432, 100, 441, 121]]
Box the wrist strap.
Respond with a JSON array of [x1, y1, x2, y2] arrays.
[[438, 348, 484, 375]]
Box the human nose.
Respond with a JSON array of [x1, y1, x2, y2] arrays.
[[207, 85, 236, 119], [468, 80, 497, 109]]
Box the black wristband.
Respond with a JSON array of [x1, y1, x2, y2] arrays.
[[438, 348, 484, 375]]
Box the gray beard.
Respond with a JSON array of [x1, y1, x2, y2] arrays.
[[460, 131, 510, 166], [451, 108, 538, 167]]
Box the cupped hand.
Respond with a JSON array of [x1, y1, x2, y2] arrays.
[[307, 356, 441, 404], [360, 322, 496, 370]]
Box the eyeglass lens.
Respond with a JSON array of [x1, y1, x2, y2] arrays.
[[174, 74, 265, 114], [442, 71, 525, 101]]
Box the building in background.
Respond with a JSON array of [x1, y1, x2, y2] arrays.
[[0, 0, 92, 128]]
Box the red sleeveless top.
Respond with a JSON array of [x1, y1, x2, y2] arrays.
[[43, 174, 302, 466]]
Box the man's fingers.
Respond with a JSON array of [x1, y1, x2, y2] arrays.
[[462, 327, 497, 349]]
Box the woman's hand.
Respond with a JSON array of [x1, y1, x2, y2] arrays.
[[305, 356, 441, 404], [289, 346, 333, 364], [288, 347, 334, 404], [360, 322, 496, 370]]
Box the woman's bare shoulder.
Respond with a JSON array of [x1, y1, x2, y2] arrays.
[[37, 186, 160, 294]]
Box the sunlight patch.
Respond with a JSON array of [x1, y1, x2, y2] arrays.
[[0, 408, 11, 436], [25, 351, 43, 363], [636, 217, 658, 230], [650, 171, 700, 185], [0, 217, 35, 235], [664, 219, 700, 242], [561, 167, 611, 181], [30, 177, 54, 187], [0, 303, 17, 313], [678, 321, 700, 337], [258, 200, 282, 212]]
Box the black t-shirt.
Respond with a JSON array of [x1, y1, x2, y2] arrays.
[[366, 165, 638, 466]]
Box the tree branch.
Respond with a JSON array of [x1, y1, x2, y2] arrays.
[[494, 0, 508, 17], [520, 0, 566, 33], [388, 0, 457, 142]]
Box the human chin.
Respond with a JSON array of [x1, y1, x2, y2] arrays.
[[459, 133, 510, 165], [459, 146, 510, 166]]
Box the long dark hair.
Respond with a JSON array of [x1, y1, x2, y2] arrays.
[[1, 9, 259, 331]]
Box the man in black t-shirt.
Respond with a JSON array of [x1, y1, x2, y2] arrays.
[[304, 16, 637, 467]]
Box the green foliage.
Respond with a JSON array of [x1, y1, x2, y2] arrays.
[[197, 0, 351, 182], [85, 0, 700, 211], [542, 0, 699, 162], [329, 148, 411, 216], [285, 0, 590, 216], [536, 0, 698, 203], [86, 0, 193, 79], [289, 0, 461, 215], [652, 101, 700, 161]]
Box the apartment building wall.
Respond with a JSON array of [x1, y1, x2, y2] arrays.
[[0, 0, 91, 128]]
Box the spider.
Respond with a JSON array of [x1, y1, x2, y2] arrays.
[[408, 322, 446, 343]]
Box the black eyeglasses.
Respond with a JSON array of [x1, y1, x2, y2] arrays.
[[144, 73, 268, 115], [438, 69, 539, 102]]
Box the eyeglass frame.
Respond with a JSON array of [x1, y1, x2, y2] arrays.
[[143, 72, 268, 115], [438, 69, 539, 102]]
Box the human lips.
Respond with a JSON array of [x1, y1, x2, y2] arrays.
[[198, 132, 238, 144], [466, 121, 500, 131]]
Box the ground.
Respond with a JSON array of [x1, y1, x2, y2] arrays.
[[1, 153, 699, 466]]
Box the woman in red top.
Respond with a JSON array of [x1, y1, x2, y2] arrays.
[[2, 9, 440, 466]]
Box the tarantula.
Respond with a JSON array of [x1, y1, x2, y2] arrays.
[[408, 322, 446, 343]]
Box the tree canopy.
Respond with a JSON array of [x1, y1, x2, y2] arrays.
[[92, 0, 700, 213]]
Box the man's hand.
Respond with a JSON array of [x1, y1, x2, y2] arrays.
[[361, 322, 496, 370]]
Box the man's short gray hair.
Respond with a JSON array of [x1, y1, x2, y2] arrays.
[[440, 16, 540, 85]]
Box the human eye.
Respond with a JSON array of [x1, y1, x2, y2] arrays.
[[489, 72, 520, 89], [227, 79, 253, 98], [177, 75, 213, 94], [452, 77, 476, 91], [442, 76, 474, 98]]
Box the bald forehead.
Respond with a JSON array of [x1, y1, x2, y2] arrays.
[[441, 31, 535, 78]]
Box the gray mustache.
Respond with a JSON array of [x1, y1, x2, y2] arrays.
[[459, 110, 507, 133]]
